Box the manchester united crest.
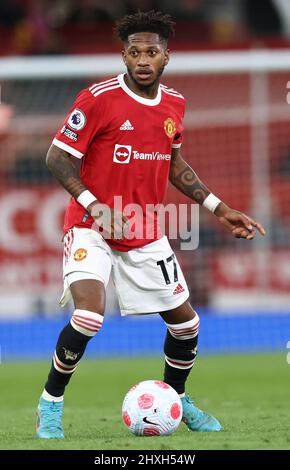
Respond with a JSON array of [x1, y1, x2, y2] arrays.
[[164, 118, 176, 138], [73, 248, 87, 261]]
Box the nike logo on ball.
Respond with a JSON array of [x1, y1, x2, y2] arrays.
[[142, 417, 159, 426]]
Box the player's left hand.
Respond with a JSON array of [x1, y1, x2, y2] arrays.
[[215, 205, 266, 240]]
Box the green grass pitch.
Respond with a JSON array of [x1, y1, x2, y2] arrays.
[[0, 353, 289, 450]]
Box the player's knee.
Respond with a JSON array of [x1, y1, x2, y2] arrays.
[[70, 309, 104, 337], [70, 279, 106, 315], [75, 301, 105, 316]]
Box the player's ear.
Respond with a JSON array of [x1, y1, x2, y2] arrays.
[[164, 49, 170, 67], [122, 50, 128, 66]]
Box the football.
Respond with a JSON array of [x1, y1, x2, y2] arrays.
[[122, 380, 182, 436]]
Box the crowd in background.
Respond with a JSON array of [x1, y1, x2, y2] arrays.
[[0, 0, 290, 55], [1, 1, 290, 311]]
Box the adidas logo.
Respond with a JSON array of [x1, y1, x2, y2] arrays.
[[120, 120, 134, 130], [173, 283, 185, 295]]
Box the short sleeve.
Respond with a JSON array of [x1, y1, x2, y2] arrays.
[[53, 89, 104, 159]]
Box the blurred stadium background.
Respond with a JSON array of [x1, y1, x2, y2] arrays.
[[1, 0, 290, 362]]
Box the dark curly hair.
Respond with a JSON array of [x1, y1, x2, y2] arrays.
[[115, 10, 175, 44]]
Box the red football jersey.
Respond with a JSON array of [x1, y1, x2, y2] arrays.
[[53, 73, 185, 251]]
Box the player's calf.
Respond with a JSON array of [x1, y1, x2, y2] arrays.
[[163, 314, 199, 394], [45, 309, 104, 397]]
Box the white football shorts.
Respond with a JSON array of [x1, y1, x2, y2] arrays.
[[60, 227, 189, 316]]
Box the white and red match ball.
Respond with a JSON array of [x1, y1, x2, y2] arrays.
[[122, 380, 182, 436]]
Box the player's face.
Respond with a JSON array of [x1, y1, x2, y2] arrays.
[[122, 32, 169, 88]]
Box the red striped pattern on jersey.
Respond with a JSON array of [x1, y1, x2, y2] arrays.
[[53, 352, 78, 374], [70, 309, 103, 337], [165, 355, 196, 370], [89, 77, 120, 97], [89, 76, 118, 91], [167, 316, 199, 340], [160, 84, 184, 100]]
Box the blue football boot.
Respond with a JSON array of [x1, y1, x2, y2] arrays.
[[36, 397, 64, 438], [181, 395, 222, 432]]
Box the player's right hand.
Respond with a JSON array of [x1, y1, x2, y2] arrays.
[[89, 202, 130, 240]]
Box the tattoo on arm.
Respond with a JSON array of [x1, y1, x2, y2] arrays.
[[169, 153, 210, 204], [46, 145, 86, 199]]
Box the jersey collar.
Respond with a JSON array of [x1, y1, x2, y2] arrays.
[[118, 73, 161, 106]]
